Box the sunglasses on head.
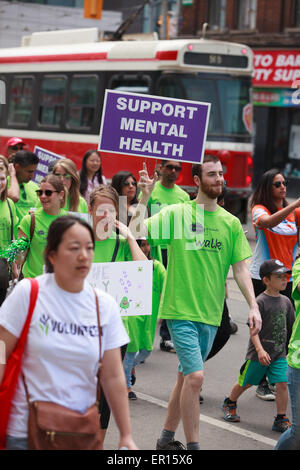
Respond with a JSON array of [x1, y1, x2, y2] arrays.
[[53, 172, 72, 179], [36, 189, 58, 197], [272, 180, 288, 188], [123, 180, 137, 187], [165, 164, 181, 172]]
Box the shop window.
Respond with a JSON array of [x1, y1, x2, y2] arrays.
[[67, 75, 98, 129], [237, 0, 257, 30], [8, 76, 34, 125], [293, 0, 300, 27], [38, 76, 67, 127], [209, 0, 226, 30]]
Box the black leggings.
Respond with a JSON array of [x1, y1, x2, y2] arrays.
[[99, 343, 127, 429]]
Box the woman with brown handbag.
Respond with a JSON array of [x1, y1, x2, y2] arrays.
[[0, 215, 137, 450]]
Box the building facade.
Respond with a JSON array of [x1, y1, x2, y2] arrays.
[[179, 0, 300, 193]]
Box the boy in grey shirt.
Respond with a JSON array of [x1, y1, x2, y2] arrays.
[[222, 259, 295, 433]]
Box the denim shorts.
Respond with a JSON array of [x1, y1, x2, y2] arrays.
[[238, 357, 288, 387], [5, 435, 28, 450], [166, 319, 217, 376]]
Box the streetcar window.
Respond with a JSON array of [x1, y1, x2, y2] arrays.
[[217, 79, 250, 134], [67, 75, 98, 129], [39, 76, 67, 127], [8, 77, 34, 125], [156, 76, 185, 99], [109, 75, 150, 94]]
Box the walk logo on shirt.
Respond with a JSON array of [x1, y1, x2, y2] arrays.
[[38, 314, 101, 337]]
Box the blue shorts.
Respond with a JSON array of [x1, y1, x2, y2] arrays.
[[166, 319, 217, 376], [238, 357, 288, 386]]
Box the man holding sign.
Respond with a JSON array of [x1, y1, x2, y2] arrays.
[[129, 156, 262, 450]]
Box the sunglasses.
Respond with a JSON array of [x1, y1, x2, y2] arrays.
[[123, 181, 137, 187], [53, 172, 72, 179], [165, 164, 181, 172], [36, 189, 58, 197], [272, 180, 288, 188]]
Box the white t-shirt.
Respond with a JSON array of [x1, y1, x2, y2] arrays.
[[0, 273, 129, 438]]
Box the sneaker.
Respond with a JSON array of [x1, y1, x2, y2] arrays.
[[160, 340, 176, 353], [156, 439, 186, 450], [256, 383, 276, 401], [131, 373, 136, 386], [272, 416, 291, 433], [222, 397, 240, 422], [229, 319, 238, 335], [128, 391, 137, 400]]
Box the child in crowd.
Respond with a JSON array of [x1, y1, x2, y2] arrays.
[[123, 238, 166, 400], [222, 259, 295, 433]]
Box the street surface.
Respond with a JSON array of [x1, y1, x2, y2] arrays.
[[104, 219, 290, 451]]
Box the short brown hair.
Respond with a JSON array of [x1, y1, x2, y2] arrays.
[[192, 155, 220, 180]]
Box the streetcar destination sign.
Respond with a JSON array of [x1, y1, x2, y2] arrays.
[[98, 90, 210, 164]]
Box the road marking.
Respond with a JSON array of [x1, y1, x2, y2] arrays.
[[136, 391, 277, 448]]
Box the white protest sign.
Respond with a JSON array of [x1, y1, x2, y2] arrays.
[[86, 260, 153, 316]]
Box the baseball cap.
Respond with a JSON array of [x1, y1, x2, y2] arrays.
[[259, 259, 291, 279], [6, 137, 25, 149]]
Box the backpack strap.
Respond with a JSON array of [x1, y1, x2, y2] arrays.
[[111, 235, 120, 262], [6, 199, 14, 242]]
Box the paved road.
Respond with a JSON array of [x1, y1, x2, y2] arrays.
[[104, 221, 288, 451]]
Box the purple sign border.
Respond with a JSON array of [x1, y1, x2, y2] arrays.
[[98, 90, 211, 165]]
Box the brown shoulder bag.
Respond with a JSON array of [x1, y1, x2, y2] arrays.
[[23, 289, 102, 450]]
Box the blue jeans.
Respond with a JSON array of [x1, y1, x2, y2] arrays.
[[275, 365, 300, 450], [5, 435, 28, 450], [123, 349, 152, 388]]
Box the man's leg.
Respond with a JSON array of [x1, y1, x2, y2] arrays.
[[157, 320, 216, 450], [180, 370, 204, 444]]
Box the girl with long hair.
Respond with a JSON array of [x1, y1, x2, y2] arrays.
[[52, 158, 88, 213], [79, 150, 106, 205], [18, 174, 67, 278]]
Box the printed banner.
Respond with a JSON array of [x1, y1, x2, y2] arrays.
[[98, 90, 210, 164], [33, 146, 62, 184], [86, 260, 153, 316], [253, 50, 300, 88]]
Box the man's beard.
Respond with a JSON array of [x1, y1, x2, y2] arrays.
[[201, 182, 223, 199]]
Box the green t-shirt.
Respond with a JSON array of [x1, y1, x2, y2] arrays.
[[64, 195, 88, 214], [8, 178, 39, 222], [19, 207, 67, 278], [93, 233, 132, 263], [0, 199, 18, 251], [126, 259, 166, 352], [145, 201, 252, 326], [289, 259, 300, 369], [93, 233, 132, 333]]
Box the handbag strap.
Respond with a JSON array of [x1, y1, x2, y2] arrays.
[[93, 288, 102, 404], [18, 278, 39, 349], [111, 235, 120, 262]]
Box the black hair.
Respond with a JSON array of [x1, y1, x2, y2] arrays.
[[250, 168, 288, 214], [13, 150, 39, 167], [44, 215, 95, 273], [111, 171, 139, 206], [79, 149, 103, 197]]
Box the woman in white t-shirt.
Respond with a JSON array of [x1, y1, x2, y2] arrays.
[[0, 215, 137, 450]]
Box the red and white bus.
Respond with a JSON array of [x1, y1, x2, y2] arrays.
[[0, 29, 253, 221]]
